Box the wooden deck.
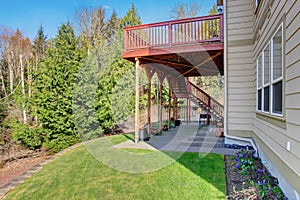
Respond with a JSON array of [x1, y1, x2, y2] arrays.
[[122, 14, 224, 76]]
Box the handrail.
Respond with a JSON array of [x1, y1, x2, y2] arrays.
[[124, 14, 223, 51], [188, 81, 224, 118]]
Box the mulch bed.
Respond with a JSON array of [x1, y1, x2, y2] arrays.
[[225, 155, 260, 199], [224, 151, 287, 200]]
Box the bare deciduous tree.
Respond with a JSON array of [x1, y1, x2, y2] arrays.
[[170, 1, 201, 19]]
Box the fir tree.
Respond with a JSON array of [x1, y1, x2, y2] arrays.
[[33, 25, 47, 59], [35, 22, 84, 152]]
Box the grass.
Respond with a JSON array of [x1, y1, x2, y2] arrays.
[[108, 132, 134, 145], [4, 134, 226, 200]]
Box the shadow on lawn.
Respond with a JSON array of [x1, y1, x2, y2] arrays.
[[85, 126, 226, 198], [165, 150, 226, 198]]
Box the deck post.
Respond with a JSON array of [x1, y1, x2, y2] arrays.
[[168, 88, 171, 127], [145, 67, 155, 138], [186, 98, 189, 125], [188, 96, 191, 123], [159, 82, 163, 130], [147, 76, 151, 137], [173, 96, 176, 120], [135, 58, 140, 143], [157, 70, 166, 131], [175, 97, 178, 119]]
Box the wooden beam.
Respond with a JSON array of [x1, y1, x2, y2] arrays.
[[135, 58, 140, 143], [139, 56, 193, 69], [122, 42, 223, 59], [178, 51, 223, 77]]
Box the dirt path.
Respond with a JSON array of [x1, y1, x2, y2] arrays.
[[0, 155, 51, 188]]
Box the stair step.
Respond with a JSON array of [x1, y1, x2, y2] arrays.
[[187, 137, 224, 143], [180, 141, 224, 148]]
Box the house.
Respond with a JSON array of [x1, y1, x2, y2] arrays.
[[122, 0, 299, 198], [225, 0, 300, 198]]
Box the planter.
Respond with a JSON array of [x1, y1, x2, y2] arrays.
[[175, 120, 181, 126], [216, 130, 223, 137], [139, 128, 149, 141]]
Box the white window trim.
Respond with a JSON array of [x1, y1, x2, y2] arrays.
[[256, 0, 260, 7], [262, 42, 271, 113], [256, 56, 262, 111], [270, 23, 284, 117], [256, 23, 284, 117]]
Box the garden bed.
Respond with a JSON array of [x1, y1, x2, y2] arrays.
[[225, 149, 287, 200]]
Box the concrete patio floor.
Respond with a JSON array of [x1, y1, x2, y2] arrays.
[[114, 124, 240, 156]]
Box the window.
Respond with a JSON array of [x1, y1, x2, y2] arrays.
[[272, 26, 283, 114], [263, 44, 270, 112], [257, 56, 262, 111], [256, 24, 283, 116]]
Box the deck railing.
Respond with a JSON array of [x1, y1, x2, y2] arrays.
[[124, 14, 223, 51]]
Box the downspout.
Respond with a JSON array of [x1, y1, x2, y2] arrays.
[[223, 0, 258, 157]]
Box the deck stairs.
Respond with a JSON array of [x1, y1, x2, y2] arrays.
[[171, 78, 224, 123]]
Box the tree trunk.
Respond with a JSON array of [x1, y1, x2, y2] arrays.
[[0, 69, 7, 98], [27, 57, 31, 98], [20, 54, 27, 124], [8, 55, 14, 94]]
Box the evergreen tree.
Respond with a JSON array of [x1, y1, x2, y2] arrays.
[[33, 25, 47, 59], [35, 22, 84, 152], [95, 4, 143, 133], [105, 10, 119, 41], [208, 4, 217, 15], [119, 4, 141, 28], [73, 48, 102, 140]]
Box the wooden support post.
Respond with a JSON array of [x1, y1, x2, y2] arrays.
[[159, 82, 163, 130], [156, 70, 166, 131], [135, 58, 140, 143], [173, 96, 176, 120], [186, 98, 189, 125], [168, 88, 171, 127], [175, 97, 178, 119], [144, 66, 155, 138], [188, 97, 191, 123], [147, 78, 151, 137]]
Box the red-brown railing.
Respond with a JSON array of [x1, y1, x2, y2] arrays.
[[188, 81, 224, 118], [124, 14, 223, 51]]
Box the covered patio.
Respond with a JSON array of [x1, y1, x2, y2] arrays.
[[122, 14, 225, 143]]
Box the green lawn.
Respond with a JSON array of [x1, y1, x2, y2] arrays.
[[4, 134, 226, 200]]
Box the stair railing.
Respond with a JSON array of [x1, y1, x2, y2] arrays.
[[187, 81, 224, 118]]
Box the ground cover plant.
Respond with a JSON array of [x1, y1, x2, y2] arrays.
[[225, 148, 286, 200]]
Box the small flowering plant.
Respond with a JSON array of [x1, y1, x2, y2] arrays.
[[233, 149, 256, 175], [232, 149, 287, 199], [256, 169, 286, 199]]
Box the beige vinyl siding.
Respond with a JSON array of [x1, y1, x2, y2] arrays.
[[227, 0, 300, 193], [286, 60, 300, 81], [226, 0, 255, 135], [252, 0, 300, 193]]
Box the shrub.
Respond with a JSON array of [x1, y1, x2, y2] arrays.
[[4, 118, 44, 150]]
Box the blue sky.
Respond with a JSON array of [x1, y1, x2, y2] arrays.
[[0, 0, 215, 41]]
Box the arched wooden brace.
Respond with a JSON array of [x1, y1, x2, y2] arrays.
[[143, 65, 156, 138]]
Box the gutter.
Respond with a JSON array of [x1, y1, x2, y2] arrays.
[[223, 0, 259, 157]]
